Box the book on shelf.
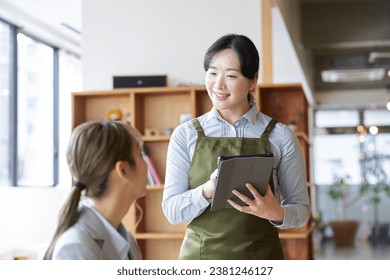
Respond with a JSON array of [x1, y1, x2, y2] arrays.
[[142, 147, 161, 185], [146, 167, 155, 185]]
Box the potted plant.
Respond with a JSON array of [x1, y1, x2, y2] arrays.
[[327, 159, 361, 246], [359, 152, 390, 245], [328, 152, 390, 246]]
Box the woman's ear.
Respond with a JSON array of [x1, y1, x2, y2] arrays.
[[250, 73, 259, 91], [115, 161, 130, 181]]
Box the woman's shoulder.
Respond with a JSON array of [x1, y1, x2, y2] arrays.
[[51, 207, 104, 259], [51, 224, 96, 259], [255, 112, 297, 143], [56, 207, 95, 244]]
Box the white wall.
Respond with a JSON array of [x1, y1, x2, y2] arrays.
[[0, 187, 67, 259], [82, 0, 261, 90]]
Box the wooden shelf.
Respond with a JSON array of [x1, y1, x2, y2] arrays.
[[72, 83, 313, 260], [143, 135, 170, 142], [258, 83, 313, 259], [146, 185, 164, 191], [135, 232, 184, 240]]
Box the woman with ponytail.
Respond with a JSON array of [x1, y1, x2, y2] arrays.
[[44, 121, 147, 260]]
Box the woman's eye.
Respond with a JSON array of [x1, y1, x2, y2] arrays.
[[227, 75, 236, 79]]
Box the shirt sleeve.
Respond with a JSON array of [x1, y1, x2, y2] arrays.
[[272, 126, 311, 229], [161, 123, 211, 225]]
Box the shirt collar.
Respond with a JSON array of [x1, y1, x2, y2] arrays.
[[205, 100, 259, 125], [245, 101, 260, 125]]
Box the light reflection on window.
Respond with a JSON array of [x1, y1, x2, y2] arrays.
[[315, 110, 359, 127], [364, 109, 390, 126], [0, 21, 10, 186], [17, 33, 54, 186], [314, 134, 361, 185]]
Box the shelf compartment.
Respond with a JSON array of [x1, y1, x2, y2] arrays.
[[258, 83, 308, 133], [72, 91, 132, 127], [193, 87, 212, 116], [143, 141, 168, 183], [143, 189, 187, 233], [133, 90, 193, 135]]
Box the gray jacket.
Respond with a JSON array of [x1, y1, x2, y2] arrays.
[[52, 202, 142, 260]]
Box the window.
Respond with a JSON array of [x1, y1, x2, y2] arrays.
[[314, 108, 390, 186], [364, 109, 390, 126], [0, 19, 65, 187], [315, 109, 359, 128], [16, 33, 57, 186], [314, 108, 390, 223], [314, 134, 361, 185]]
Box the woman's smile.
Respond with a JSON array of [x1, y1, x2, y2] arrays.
[[214, 91, 231, 100]]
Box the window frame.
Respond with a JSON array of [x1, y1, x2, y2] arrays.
[[1, 18, 59, 187]]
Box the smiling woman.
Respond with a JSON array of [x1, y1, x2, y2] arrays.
[[162, 34, 311, 260]]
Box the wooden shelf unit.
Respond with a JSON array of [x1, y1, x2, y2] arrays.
[[258, 83, 313, 260], [71, 83, 313, 260]]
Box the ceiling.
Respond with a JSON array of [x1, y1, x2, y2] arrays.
[[299, 0, 390, 92]]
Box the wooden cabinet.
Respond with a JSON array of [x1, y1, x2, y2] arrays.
[[257, 83, 313, 260], [71, 83, 313, 260]]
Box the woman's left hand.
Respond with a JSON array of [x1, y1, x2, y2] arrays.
[[227, 183, 284, 222]]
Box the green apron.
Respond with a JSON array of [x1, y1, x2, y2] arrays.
[[178, 118, 283, 260]]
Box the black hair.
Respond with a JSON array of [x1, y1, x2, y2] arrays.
[[203, 34, 260, 80]]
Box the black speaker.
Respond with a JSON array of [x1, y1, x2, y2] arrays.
[[113, 75, 167, 88]]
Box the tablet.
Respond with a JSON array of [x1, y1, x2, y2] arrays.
[[210, 153, 274, 211]]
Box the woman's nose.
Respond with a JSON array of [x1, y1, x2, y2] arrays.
[[214, 76, 226, 90]]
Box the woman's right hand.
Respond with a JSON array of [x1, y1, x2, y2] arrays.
[[202, 169, 218, 199]]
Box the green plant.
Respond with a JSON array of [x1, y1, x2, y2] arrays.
[[327, 159, 361, 220], [359, 152, 390, 224], [360, 181, 390, 205]]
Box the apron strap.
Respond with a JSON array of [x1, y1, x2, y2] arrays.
[[260, 118, 278, 138], [191, 118, 205, 137], [260, 118, 278, 157]]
